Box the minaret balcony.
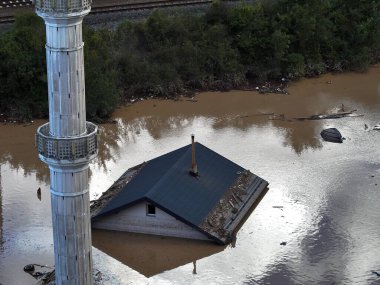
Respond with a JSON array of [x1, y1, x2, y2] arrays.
[[35, 0, 91, 15], [36, 122, 98, 163]]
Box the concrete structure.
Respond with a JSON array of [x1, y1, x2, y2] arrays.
[[91, 137, 269, 244], [34, 0, 97, 283]]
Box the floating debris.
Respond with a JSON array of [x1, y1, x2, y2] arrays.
[[280, 242, 287, 246], [24, 263, 55, 284], [294, 109, 361, 121], [37, 187, 41, 201], [24, 264, 35, 272], [373, 124, 380, 130], [320, 128, 343, 143]]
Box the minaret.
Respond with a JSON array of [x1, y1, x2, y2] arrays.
[[34, 0, 97, 283]]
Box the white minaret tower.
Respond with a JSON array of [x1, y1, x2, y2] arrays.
[[35, 0, 97, 283]]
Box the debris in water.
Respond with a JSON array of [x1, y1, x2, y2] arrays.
[[192, 261, 197, 275], [24, 263, 54, 283], [24, 264, 35, 272], [37, 187, 41, 201], [294, 109, 361, 121], [272, 206, 284, 209], [95, 270, 103, 282], [373, 124, 380, 130], [320, 128, 343, 143], [372, 271, 380, 277], [280, 242, 287, 246]]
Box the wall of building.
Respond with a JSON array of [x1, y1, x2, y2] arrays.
[[92, 202, 210, 241]]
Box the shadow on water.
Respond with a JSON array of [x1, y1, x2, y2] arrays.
[[92, 229, 225, 277]]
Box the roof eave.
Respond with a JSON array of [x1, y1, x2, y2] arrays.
[[146, 199, 226, 245]]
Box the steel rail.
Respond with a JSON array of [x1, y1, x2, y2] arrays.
[[0, 0, 213, 23]]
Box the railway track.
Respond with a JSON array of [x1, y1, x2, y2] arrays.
[[0, 15, 13, 23], [92, 0, 212, 13], [0, 0, 213, 23]]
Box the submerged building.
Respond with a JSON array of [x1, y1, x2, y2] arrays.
[[91, 136, 268, 244]]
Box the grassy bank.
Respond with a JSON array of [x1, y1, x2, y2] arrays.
[[0, 0, 379, 122]]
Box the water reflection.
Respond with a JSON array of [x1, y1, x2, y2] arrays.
[[0, 122, 50, 182], [112, 96, 329, 156], [92, 229, 224, 277], [3, 62, 380, 182], [280, 121, 323, 154], [245, 262, 297, 285]]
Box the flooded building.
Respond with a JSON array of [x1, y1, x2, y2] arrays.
[[91, 136, 268, 244]]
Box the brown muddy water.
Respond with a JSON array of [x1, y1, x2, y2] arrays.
[[1, 65, 380, 285]]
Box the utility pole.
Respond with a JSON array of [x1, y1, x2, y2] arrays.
[[35, 0, 97, 283]]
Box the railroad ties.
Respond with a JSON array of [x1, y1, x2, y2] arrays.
[[0, 0, 32, 9], [0, 0, 212, 23], [0, 0, 33, 24]]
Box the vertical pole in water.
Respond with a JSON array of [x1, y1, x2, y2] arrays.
[[34, 0, 97, 283]]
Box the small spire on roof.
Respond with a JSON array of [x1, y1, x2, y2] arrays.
[[189, 134, 199, 177]]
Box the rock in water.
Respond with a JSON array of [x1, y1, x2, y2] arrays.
[[320, 128, 343, 143], [24, 264, 35, 272]]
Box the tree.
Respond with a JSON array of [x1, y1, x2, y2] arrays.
[[0, 12, 47, 120]]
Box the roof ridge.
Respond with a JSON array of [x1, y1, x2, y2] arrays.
[[146, 144, 192, 197]]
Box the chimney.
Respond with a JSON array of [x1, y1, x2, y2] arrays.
[[190, 134, 198, 176]]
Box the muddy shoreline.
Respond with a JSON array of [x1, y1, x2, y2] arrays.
[[1, 59, 378, 125], [0, 75, 320, 124]]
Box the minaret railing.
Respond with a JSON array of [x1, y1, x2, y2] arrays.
[[36, 122, 98, 161]]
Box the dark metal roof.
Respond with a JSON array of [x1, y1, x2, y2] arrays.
[[93, 142, 269, 243], [95, 143, 243, 222]]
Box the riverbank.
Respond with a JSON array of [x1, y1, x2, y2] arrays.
[[1, 1, 379, 122]]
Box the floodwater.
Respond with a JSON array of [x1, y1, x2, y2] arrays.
[[1, 65, 380, 284]]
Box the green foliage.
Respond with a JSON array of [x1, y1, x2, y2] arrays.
[[0, 13, 119, 121], [115, 10, 242, 97], [1, 0, 380, 120], [0, 12, 46, 120], [84, 27, 120, 122]]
